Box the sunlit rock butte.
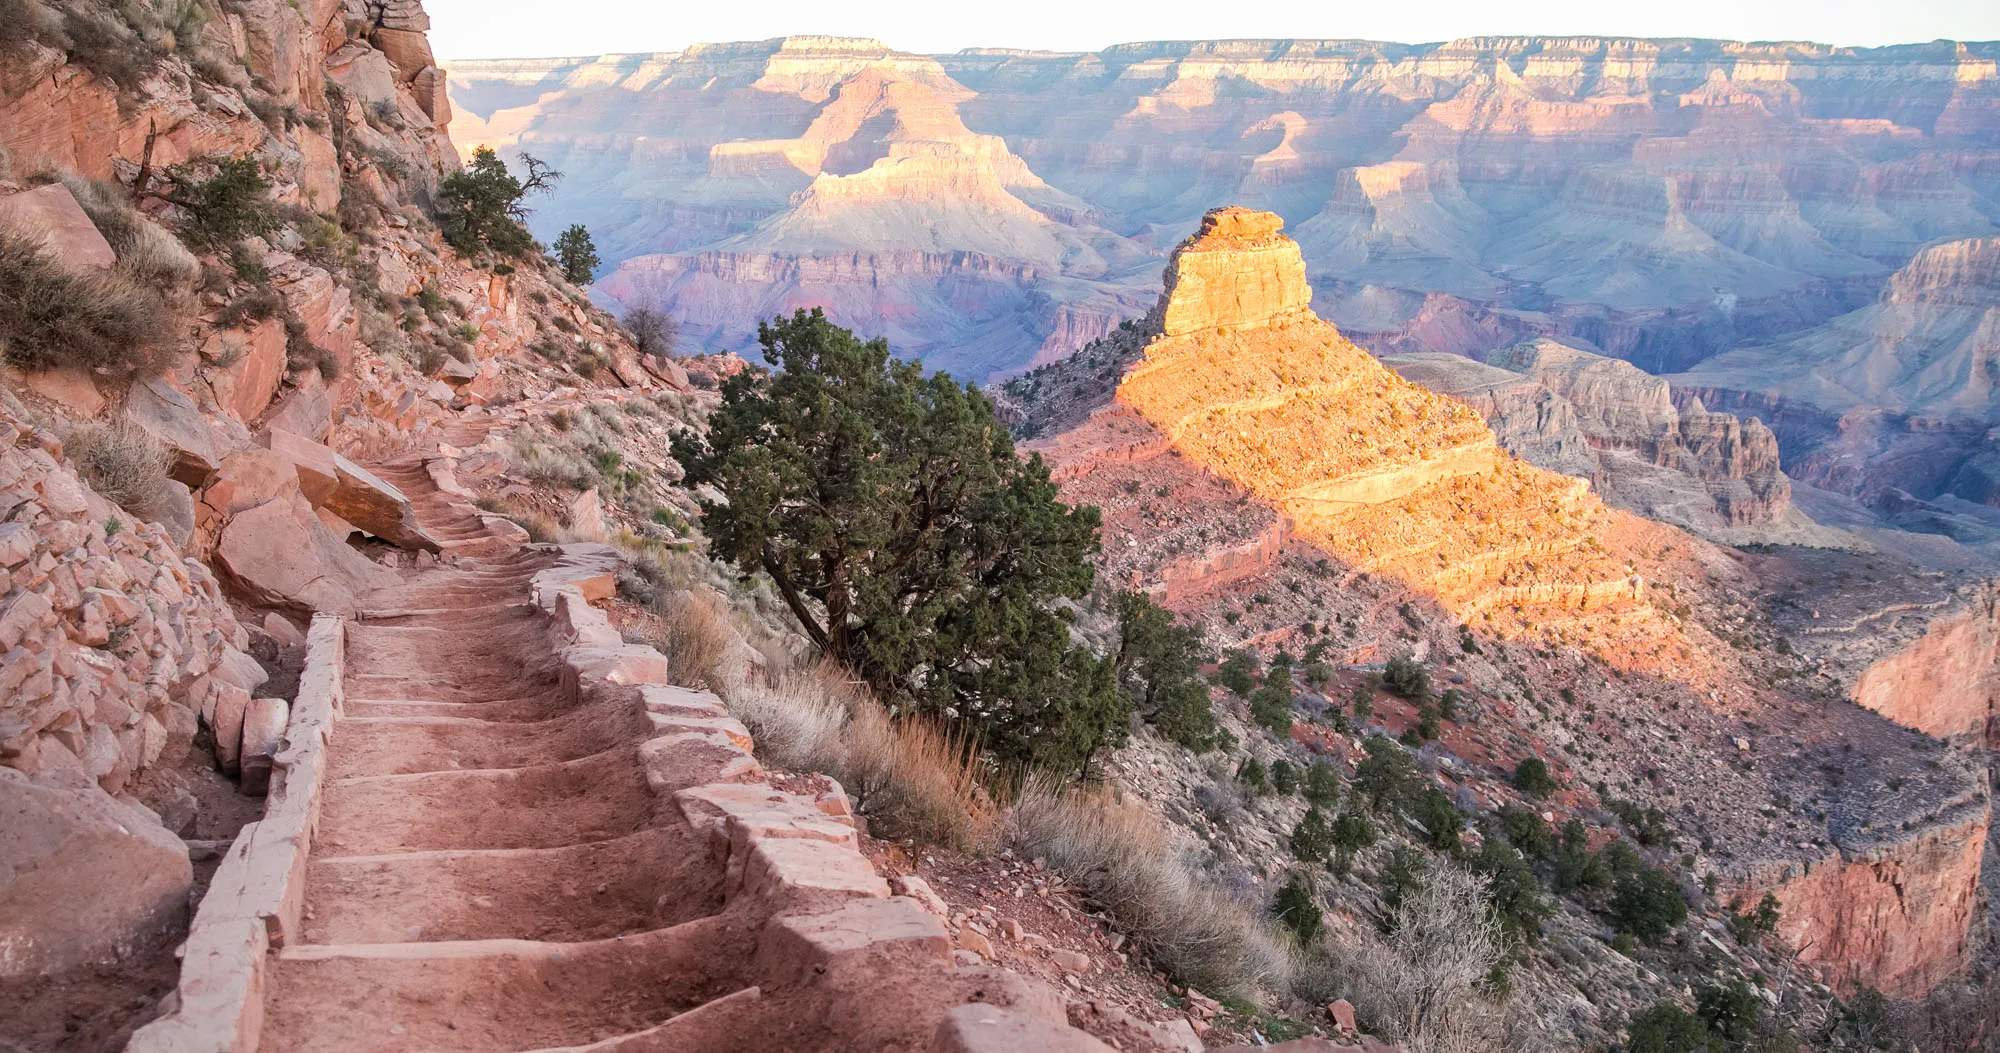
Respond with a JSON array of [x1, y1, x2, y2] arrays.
[[1115, 208, 1650, 628]]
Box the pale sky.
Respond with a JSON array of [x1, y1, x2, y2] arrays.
[[427, 0, 2000, 60]]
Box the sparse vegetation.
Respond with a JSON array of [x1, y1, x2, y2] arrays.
[[553, 223, 599, 284], [1009, 783, 1290, 1000], [0, 232, 172, 374], [160, 156, 280, 249], [434, 146, 557, 258]]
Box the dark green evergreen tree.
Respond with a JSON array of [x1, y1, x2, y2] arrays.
[[435, 146, 557, 258], [673, 308, 1119, 775], [553, 223, 599, 283]]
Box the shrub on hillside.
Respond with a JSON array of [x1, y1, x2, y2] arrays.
[[1114, 590, 1219, 749], [553, 224, 599, 284], [0, 232, 171, 374], [162, 156, 279, 249], [1382, 654, 1430, 700], [1333, 863, 1507, 1052], [59, 420, 171, 515], [1009, 784, 1291, 1000], [1625, 1002, 1722, 1053], [729, 662, 988, 849], [52, 174, 200, 290], [1512, 755, 1557, 797], [1610, 864, 1689, 945], [1271, 872, 1322, 943]]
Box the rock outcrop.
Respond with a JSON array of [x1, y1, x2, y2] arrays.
[[1113, 209, 1646, 625], [0, 396, 248, 795]]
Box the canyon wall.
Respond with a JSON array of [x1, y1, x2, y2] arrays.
[[446, 37, 2000, 381], [1851, 587, 2000, 745]]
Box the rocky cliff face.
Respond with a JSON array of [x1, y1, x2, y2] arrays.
[[1672, 237, 2000, 520], [447, 37, 2000, 380]]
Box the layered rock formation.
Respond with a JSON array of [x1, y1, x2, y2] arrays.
[[1386, 338, 1816, 542], [1112, 208, 1644, 624], [1674, 237, 2000, 523], [448, 37, 2000, 379]]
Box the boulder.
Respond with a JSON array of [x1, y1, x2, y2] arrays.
[[0, 768, 192, 978], [322, 42, 399, 109], [0, 184, 114, 270], [265, 427, 340, 505], [215, 496, 392, 613], [566, 487, 605, 540], [17, 366, 107, 417], [125, 376, 239, 487], [372, 28, 435, 79], [237, 697, 289, 794], [205, 449, 305, 518], [264, 370, 332, 441], [934, 1004, 1117, 1053], [201, 319, 288, 423], [322, 453, 440, 551]]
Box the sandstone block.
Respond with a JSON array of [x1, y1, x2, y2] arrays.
[[371, 27, 434, 78], [18, 367, 107, 417], [1152, 207, 1313, 336], [126, 376, 238, 486], [0, 768, 192, 978], [202, 320, 288, 423], [637, 730, 760, 794], [265, 427, 340, 506], [264, 371, 332, 442], [935, 1004, 1118, 1053], [734, 835, 889, 913], [756, 895, 951, 989], [209, 684, 250, 774], [321, 453, 439, 551], [0, 184, 114, 269], [237, 697, 289, 795]]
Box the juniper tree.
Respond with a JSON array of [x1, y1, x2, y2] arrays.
[[553, 223, 599, 284], [435, 146, 556, 258], [672, 308, 1120, 776]]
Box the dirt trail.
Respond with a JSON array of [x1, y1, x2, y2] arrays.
[[254, 457, 748, 1053]]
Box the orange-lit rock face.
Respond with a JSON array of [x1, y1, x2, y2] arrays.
[[1150, 207, 1314, 337], [1117, 208, 1644, 622]]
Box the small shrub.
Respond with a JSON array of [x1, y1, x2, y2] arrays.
[[216, 287, 283, 328], [60, 420, 172, 515], [642, 589, 736, 695], [1269, 758, 1298, 795], [1329, 811, 1375, 874], [1271, 873, 1323, 943], [1512, 756, 1557, 797], [1290, 806, 1334, 863], [1381, 655, 1430, 700], [1610, 865, 1689, 945], [1725, 892, 1782, 945], [0, 233, 171, 374], [1215, 649, 1258, 696], [1338, 864, 1507, 1051], [1354, 735, 1416, 809], [1303, 761, 1341, 809], [1625, 1003, 1720, 1053]]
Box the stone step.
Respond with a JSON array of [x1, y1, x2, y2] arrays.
[[342, 669, 562, 703], [300, 827, 722, 945], [258, 918, 749, 1053], [327, 705, 649, 778], [514, 987, 765, 1053], [345, 690, 575, 723], [314, 747, 655, 855]]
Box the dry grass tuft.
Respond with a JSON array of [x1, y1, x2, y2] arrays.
[[60, 419, 172, 515], [731, 662, 991, 849], [1008, 784, 1291, 1000], [643, 588, 738, 696], [0, 232, 173, 374], [53, 174, 200, 291]]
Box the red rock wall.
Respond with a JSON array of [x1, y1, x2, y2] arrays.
[[1158, 515, 1292, 606], [1755, 810, 1990, 998], [1853, 591, 2000, 745]]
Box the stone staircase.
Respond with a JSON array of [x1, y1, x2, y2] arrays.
[[231, 453, 1128, 1052]]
